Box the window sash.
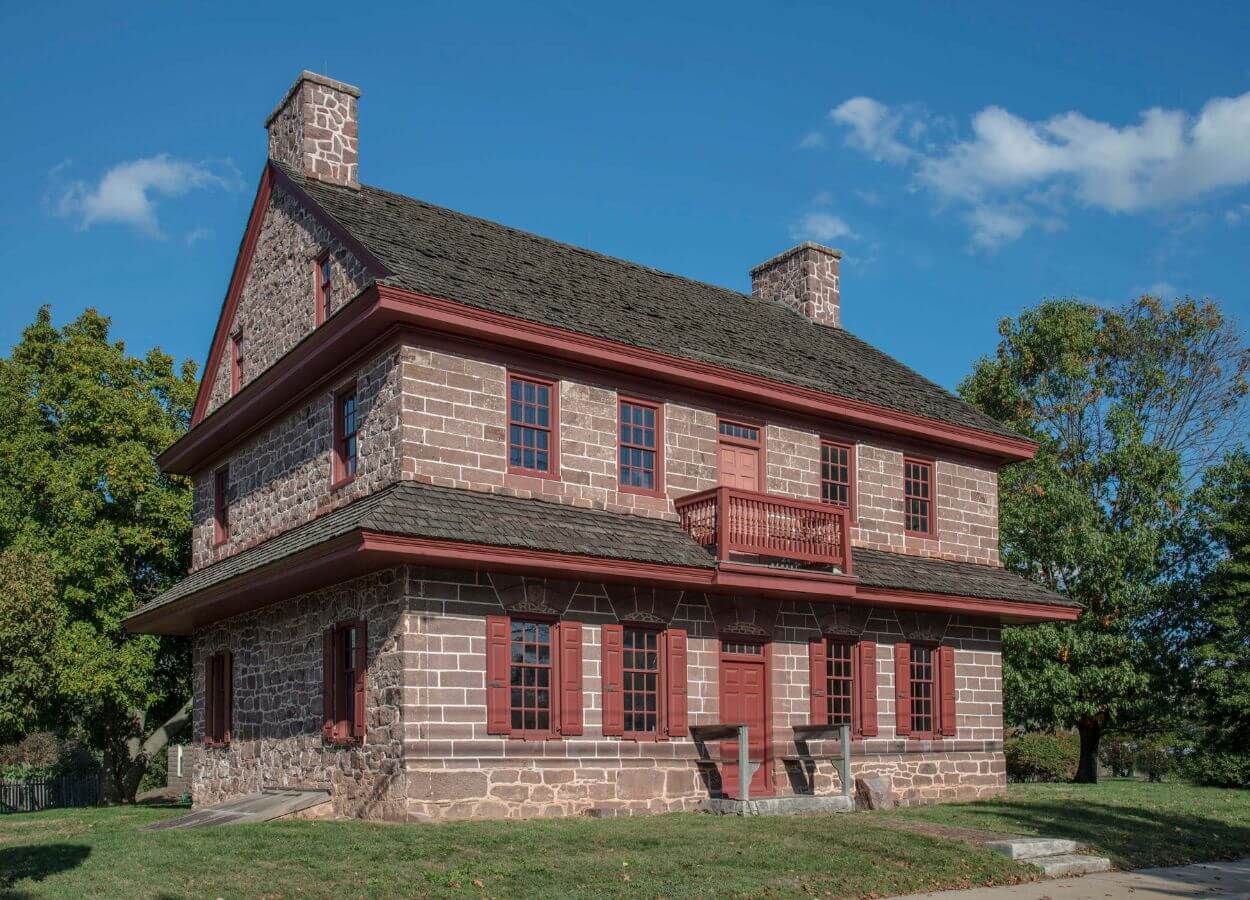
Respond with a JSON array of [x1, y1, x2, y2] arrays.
[[619, 400, 659, 492], [338, 392, 358, 479], [821, 442, 852, 509], [213, 467, 229, 544], [320, 257, 333, 318], [334, 624, 357, 732], [622, 627, 661, 737], [508, 620, 553, 735], [718, 420, 760, 444], [825, 639, 855, 727], [508, 377, 554, 474], [904, 459, 933, 534], [909, 645, 935, 737]]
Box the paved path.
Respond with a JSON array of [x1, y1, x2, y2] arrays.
[[899, 858, 1250, 900]]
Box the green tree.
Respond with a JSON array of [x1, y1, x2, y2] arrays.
[[0, 306, 197, 801], [0, 548, 65, 743], [961, 296, 1249, 782]]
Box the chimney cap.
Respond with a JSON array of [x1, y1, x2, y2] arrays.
[[749, 241, 843, 276], [264, 71, 361, 127]]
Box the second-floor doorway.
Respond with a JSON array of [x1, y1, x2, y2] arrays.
[[717, 419, 761, 491]]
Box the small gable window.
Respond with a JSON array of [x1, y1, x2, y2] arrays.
[[230, 333, 244, 396], [904, 457, 934, 536], [213, 466, 229, 545], [619, 398, 663, 495], [315, 253, 333, 325], [507, 374, 558, 477], [333, 387, 358, 486]]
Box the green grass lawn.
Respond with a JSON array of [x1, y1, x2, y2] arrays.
[[1, 781, 1247, 898], [890, 779, 1250, 870]]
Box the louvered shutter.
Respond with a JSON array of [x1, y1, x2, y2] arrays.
[[485, 615, 511, 735], [352, 621, 368, 740], [322, 628, 335, 741], [894, 641, 912, 737], [601, 624, 624, 736], [939, 645, 957, 737], [222, 651, 234, 745], [558, 621, 584, 736], [665, 628, 688, 738], [858, 640, 878, 737], [808, 638, 828, 724]]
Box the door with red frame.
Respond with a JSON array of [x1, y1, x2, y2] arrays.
[[718, 443, 760, 491], [718, 640, 771, 798]]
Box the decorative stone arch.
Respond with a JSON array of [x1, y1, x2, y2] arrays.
[[895, 609, 951, 643], [604, 585, 684, 625], [811, 603, 872, 638], [487, 574, 579, 617], [706, 594, 780, 638]]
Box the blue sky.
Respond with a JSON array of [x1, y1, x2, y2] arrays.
[[3, 1, 1249, 394]]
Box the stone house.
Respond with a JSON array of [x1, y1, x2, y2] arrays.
[[125, 71, 1078, 821]]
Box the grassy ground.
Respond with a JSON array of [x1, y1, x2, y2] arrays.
[[1, 782, 1246, 898], [890, 779, 1250, 869]]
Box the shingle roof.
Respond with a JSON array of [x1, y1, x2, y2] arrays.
[[854, 548, 1078, 608], [130, 482, 1072, 625], [284, 166, 1020, 440]]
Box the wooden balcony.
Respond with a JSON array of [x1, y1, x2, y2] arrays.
[[674, 487, 853, 574]]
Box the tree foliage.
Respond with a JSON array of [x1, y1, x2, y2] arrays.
[[0, 548, 64, 743], [960, 296, 1249, 781], [0, 306, 197, 799]]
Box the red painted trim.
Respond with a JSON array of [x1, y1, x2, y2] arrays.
[[505, 370, 560, 480], [717, 636, 774, 797], [716, 417, 767, 491], [618, 396, 665, 498], [903, 456, 936, 538], [854, 585, 1080, 623], [820, 438, 856, 523], [314, 251, 331, 327], [331, 378, 358, 489]]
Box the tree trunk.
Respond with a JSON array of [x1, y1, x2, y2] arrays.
[[1075, 719, 1102, 783], [99, 701, 192, 804]]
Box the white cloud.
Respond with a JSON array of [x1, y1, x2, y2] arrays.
[[1226, 202, 1250, 224], [828, 90, 1250, 249], [1147, 281, 1178, 298], [184, 227, 213, 246], [53, 155, 238, 237], [830, 97, 914, 164], [799, 131, 826, 149], [790, 211, 855, 243]]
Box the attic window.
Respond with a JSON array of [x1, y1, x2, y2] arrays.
[[315, 253, 333, 325]]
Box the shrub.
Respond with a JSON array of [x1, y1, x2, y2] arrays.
[[1005, 732, 1079, 783], [1136, 744, 1171, 782], [0, 731, 60, 780], [1100, 738, 1136, 777], [1183, 749, 1250, 788]]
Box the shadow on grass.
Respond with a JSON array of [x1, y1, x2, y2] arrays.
[[933, 799, 1250, 868], [0, 843, 90, 893]]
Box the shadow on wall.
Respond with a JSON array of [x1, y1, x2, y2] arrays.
[[0, 843, 91, 892]]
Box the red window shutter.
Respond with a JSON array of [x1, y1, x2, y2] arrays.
[[352, 620, 368, 740], [222, 651, 234, 745], [601, 624, 624, 736], [203, 655, 217, 746], [939, 645, 957, 737], [858, 640, 878, 737], [808, 639, 828, 725], [558, 621, 584, 736], [894, 641, 912, 737], [485, 615, 511, 736], [665, 628, 688, 737], [322, 628, 335, 740]]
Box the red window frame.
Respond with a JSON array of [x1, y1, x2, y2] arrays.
[[622, 625, 663, 739], [314, 252, 333, 326], [212, 466, 229, 546], [824, 638, 856, 728], [507, 618, 558, 739], [908, 643, 937, 739], [332, 384, 359, 488], [820, 440, 855, 518], [618, 397, 664, 497], [903, 457, 935, 537], [323, 619, 367, 745], [203, 650, 232, 747], [507, 372, 559, 479], [716, 417, 767, 491], [229, 332, 243, 396]]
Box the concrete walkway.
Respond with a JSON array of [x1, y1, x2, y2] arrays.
[[899, 858, 1250, 900]]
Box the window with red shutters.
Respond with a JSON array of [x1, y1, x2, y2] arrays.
[[618, 398, 663, 496], [509, 619, 555, 737], [909, 644, 936, 738], [622, 626, 660, 738], [230, 332, 244, 396], [904, 457, 935, 536], [332, 387, 358, 487], [507, 374, 558, 477], [213, 466, 229, 546], [895, 642, 955, 739], [809, 638, 877, 737], [203, 651, 232, 746], [820, 441, 854, 514], [322, 620, 367, 744], [939, 645, 957, 737], [315, 253, 333, 325], [601, 624, 687, 740], [484, 615, 583, 739]]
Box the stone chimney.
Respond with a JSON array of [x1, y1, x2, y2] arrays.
[[749, 242, 842, 327], [265, 71, 360, 189]]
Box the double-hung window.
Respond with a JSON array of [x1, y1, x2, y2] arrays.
[[323, 620, 367, 743], [333, 388, 358, 485], [203, 651, 233, 746], [820, 441, 853, 512], [622, 626, 661, 737], [315, 253, 333, 324], [619, 398, 662, 495], [213, 466, 229, 545], [508, 374, 557, 477], [904, 457, 934, 536]]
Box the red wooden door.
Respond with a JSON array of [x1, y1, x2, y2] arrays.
[[718, 443, 760, 491], [719, 645, 770, 797]]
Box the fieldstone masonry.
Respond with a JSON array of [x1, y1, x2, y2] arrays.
[[266, 71, 361, 189], [750, 241, 843, 328], [193, 565, 1005, 821]]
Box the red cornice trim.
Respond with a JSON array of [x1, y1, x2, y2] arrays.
[[126, 529, 1077, 634]]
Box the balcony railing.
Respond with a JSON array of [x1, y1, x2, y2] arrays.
[[674, 486, 853, 573]]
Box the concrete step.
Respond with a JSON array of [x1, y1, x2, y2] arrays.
[[1031, 853, 1113, 878], [985, 837, 1081, 860]]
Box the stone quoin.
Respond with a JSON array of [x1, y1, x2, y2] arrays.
[[127, 70, 1078, 821]]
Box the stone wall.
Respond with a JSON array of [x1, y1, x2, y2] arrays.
[[204, 183, 375, 417], [266, 72, 361, 189], [192, 346, 404, 570], [750, 242, 842, 328], [193, 563, 1005, 821]]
